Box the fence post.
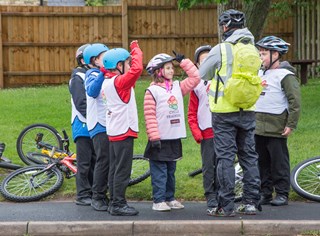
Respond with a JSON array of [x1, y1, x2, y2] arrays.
[[122, 0, 128, 49], [0, 13, 3, 89]]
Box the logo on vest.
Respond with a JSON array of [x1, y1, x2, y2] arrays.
[[167, 95, 178, 110]]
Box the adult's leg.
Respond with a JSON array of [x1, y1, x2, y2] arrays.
[[212, 113, 237, 213]]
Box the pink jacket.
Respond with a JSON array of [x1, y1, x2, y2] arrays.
[[144, 58, 200, 141]]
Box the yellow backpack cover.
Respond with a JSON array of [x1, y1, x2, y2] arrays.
[[223, 38, 263, 109]]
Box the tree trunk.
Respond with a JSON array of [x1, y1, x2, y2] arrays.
[[243, 0, 272, 41]]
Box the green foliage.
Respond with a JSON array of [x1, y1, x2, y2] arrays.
[[85, 0, 108, 6], [270, 1, 310, 19]]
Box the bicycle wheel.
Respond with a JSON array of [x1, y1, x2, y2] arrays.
[[290, 156, 320, 202], [0, 165, 64, 202], [188, 168, 202, 177], [16, 124, 63, 165], [128, 155, 150, 186]]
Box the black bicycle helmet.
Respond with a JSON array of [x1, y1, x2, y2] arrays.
[[146, 53, 174, 75], [194, 45, 212, 64], [256, 36, 290, 55], [219, 9, 245, 28]]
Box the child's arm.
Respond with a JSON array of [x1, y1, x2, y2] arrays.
[[179, 58, 201, 96], [144, 90, 160, 141], [187, 91, 203, 143], [115, 41, 143, 91], [85, 69, 105, 98]]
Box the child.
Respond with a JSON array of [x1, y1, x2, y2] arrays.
[[255, 36, 301, 206], [69, 44, 96, 206], [144, 51, 200, 211], [102, 40, 143, 216], [83, 43, 110, 211], [187, 45, 218, 215]]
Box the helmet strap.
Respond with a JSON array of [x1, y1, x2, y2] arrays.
[[263, 51, 280, 75]]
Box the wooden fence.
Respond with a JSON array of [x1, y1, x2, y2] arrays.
[[0, 0, 296, 88]]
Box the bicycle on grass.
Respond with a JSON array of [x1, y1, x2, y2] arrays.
[[0, 124, 150, 202], [0, 143, 23, 171], [290, 156, 320, 202], [188, 160, 243, 202]]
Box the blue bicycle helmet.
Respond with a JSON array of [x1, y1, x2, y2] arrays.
[[256, 36, 290, 55], [146, 53, 174, 75], [83, 43, 109, 65], [102, 48, 130, 70]]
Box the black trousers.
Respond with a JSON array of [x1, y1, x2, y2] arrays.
[[92, 133, 110, 200], [255, 135, 290, 197], [108, 137, 134, 207], [75, 137, 96, 199]]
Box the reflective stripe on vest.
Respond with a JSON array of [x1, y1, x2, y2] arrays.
[[208, 43, 255, 113]]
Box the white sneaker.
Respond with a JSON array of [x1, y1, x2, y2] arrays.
[[152, 202, 171, 211], [166, 200, 184, 209]]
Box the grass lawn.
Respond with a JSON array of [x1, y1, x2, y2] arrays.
[[0, 78, 319, 202]]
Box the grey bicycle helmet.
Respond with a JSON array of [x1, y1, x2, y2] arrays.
[[146, 53, 174, 75], [219, 9, 245, 28], [256, 36, 290, 55], [75, 44, 90, 66], [194, 45, 212, 64]]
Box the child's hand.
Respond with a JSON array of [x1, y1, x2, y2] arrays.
[[151, 140, 161, 150], [130, 40, 139, 50], [172, 50, 185, 63]]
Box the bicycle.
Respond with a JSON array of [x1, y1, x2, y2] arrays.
[[1, 147, 150, 203], [1, 124, 150, 201], [290, 156, 320, 202], [188, 161, 243, 202], [0, 143, 23, 171], [15, 123, 150, 185]]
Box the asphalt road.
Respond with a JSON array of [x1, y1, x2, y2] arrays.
[[0, 200, 319, 222]]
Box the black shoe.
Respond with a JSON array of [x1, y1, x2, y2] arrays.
[[260, 195, 272, 205], [91, 198, 109, 211], [110, 205, 139, 216], [271, 195, 288, 206], [75, 197, 92, 206]]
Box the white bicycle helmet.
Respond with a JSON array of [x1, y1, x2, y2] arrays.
[[146, 53, 174, 75], [256, 36, 290, 55]]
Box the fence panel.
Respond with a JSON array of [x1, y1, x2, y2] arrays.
[[0, 2, 296, 88]]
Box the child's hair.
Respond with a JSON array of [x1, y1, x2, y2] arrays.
[[151, 68, 167, 83]]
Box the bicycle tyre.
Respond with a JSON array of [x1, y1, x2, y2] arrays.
[[128, 155, 150, 186], [0, 165, 64, 202], [290, 156, 320, 202], [188, 168, 202, 177], [0, 160, 22, 170], [16, 124, 63, 165]]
